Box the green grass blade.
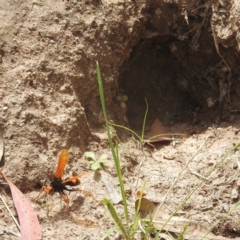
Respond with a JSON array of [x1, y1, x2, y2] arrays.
[[109, 98, 148, 148], [96, 61, 129, 222], [141, 98, 148, 144], [109, 122, 142, 142], [131, 182, 146, 233], [176, 224, 188, 240], [101, 226, 120, 240], [135, 182, 146, 216], [104, 198, 130, 240]]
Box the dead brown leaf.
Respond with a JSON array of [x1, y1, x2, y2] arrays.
[[135, 197, 156, 218], [144, 119, 172, 143]]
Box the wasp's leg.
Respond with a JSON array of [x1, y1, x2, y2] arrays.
[[33, 186, 47, 201], [33, 186, 54, 210], [78, 189, 100, 203], [59, 192, 71, 213]]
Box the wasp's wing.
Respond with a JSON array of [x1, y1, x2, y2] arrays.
[[54, 149, 69, 179]]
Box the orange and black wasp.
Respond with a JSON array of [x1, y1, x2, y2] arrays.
[[34, 149, 98, 212]]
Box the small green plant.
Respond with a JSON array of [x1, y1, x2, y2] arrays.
[[97, 61, 240, 239], [116, 94, 128, 102], [122, 95, 128, 101], [35, 198, 55, 213], [84, 151, 109, 170], [97, 62, 155, 239]]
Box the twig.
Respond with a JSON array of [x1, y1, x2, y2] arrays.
[[0, 194, 20, 231], [187, 167, 208, 180]]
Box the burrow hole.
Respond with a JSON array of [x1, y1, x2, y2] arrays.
[[118, 35, 237, 133]]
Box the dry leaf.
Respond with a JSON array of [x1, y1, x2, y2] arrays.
[[135, 198, 156, 218], [144, 119, 171, 143], [0, 171, 41, 240]]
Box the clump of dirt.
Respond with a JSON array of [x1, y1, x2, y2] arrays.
[[1, 0, 240, 239]]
